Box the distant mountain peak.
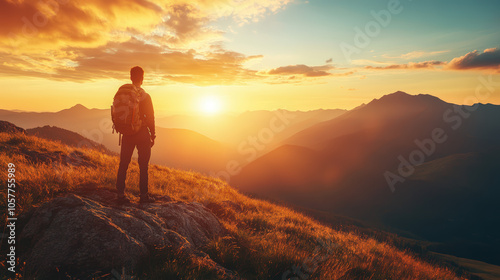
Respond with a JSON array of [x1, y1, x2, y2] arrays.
[[380, 91, 412, 101], [69, 104, 88, 111], [58, 104, 89, 114], [390, 90, 410, 96], [371, 91, 447, 107]]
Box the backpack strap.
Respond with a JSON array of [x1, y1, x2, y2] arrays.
[[132, 84, 141, 97]]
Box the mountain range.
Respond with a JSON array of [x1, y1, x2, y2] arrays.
[[2, 91, 499, 268], [232, 91, 500, 265], [2, 120, 497, 279], [0, 106, 345, 173]]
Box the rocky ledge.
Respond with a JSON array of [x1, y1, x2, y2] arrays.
[[17, 189, 238, 279]]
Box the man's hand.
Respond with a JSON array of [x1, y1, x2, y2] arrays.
[[150, 135, 156, 147]]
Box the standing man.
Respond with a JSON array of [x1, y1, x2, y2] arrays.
[[116, 66, 156, 204]]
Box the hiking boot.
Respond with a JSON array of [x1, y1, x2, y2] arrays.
[[117, 195, 131, 204], [139, 195, 156, 204]]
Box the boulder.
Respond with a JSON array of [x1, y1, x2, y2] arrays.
[[18, 189, 234, 279]]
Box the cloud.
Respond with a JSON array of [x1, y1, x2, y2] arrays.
[[155, 4, 222, 47], [0, 38, 264, 85], [261, 64, 335, 77], [365, 60, 445, 70], [0, 0, 293, 84], [0, 0, 293, 52], [257, 64, 355, 84], [352, 59, 391, 66], [0, 0, 163, 53], [447, 48, 500, 70], [382, 50, 449, 59], [363, 48, 500, 73], [332, 71, 355, 77]]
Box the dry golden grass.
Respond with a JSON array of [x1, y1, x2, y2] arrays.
[[0, 132, 468, 279]]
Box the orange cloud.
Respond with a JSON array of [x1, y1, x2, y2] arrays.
[[0, 39, 264, 85], [0, 0, 293, 84], [447, 48, 500, 70], [1, 0, 293, 52], [0, 0, 162, 53], [365, 60, 445, 70], [159, 4, 220, 47], [262, 64, 335, 77], [382, 50, 449, 59]]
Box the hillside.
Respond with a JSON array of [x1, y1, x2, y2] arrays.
[[233, 91, 500, 210], [232, 91, 500, 265], [26, 125, 113, 155], [0, 121, 25, 134], [0, 128, 472, 279], [398, 150, 500, 265]]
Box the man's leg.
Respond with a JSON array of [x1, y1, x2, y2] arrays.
[[116, 135, 135, 198], [137, 128, 152, 199]]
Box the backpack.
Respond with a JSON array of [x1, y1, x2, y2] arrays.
[[111, 84, 143, 141]]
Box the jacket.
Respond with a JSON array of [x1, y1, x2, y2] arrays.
[[138, 89, 156, 139]]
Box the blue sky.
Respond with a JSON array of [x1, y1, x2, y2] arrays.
[[222, 0, 500, 69]]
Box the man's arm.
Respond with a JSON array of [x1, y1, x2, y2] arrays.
[[143, 94, 156, 140]]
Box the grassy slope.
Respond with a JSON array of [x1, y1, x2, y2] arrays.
[[431, 253, 500, 280], [0, 132, 470, 280]]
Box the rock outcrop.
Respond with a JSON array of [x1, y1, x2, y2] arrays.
[[0, 120, 25, 134], [18, 189, 236, 279]]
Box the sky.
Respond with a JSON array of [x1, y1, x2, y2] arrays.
[[1, 0, 499, 115]]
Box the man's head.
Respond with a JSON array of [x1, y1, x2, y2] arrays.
[[130, 66, 144, 86]]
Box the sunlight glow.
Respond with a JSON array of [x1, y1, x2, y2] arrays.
[[199, 95, 222, 115]]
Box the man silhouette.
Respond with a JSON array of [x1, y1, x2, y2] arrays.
[[116, 66, 156, 204]]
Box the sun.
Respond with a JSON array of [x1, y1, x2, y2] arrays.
[[199, 95, 222, 115]]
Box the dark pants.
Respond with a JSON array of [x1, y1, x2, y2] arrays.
[[116, 126, 151, 198]]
